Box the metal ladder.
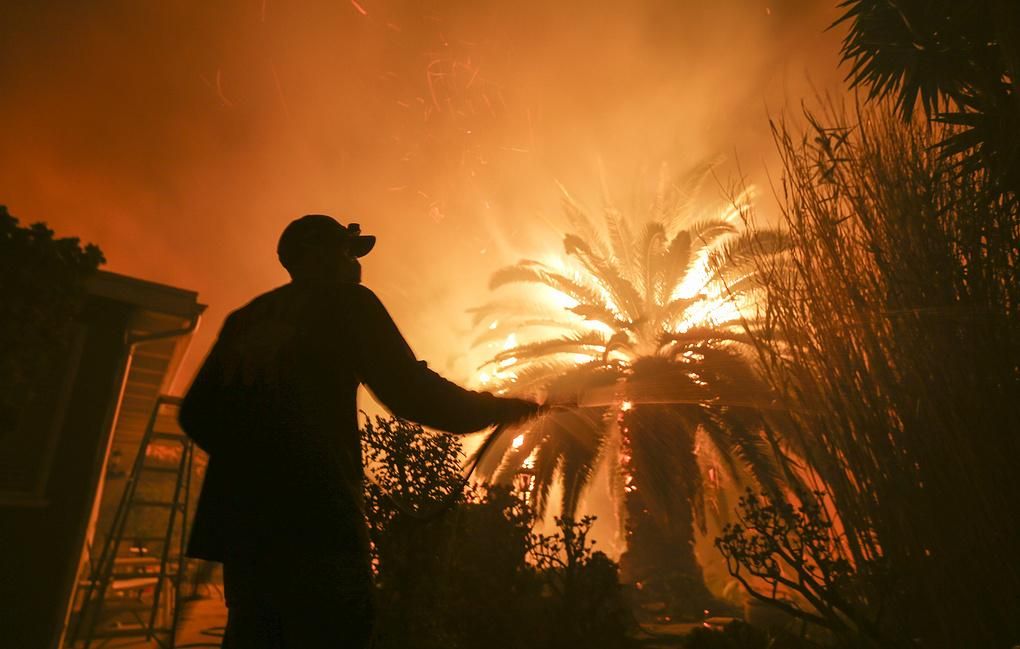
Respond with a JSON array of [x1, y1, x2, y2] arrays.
[[68, 395, 196, 648]]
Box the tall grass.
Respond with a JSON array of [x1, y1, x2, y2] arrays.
[[741, 103, 1019, 647]]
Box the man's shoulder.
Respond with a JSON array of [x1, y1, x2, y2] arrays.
[[226, 283, 382, 325], [225, 284, 292, 322]]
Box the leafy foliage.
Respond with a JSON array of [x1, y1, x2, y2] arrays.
[[716, 491, 887, 647], [529, 515, 636, 648], [836, 0, 1020, 195], [361, 416, 634, 649], [0, 206, 104, 434]]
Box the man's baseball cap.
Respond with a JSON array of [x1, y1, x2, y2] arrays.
[[277, 214, 376, 270]]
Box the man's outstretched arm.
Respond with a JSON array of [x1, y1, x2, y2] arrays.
[[346, 285, 538, 434]]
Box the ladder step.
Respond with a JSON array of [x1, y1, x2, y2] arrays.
[[88, 625, 174, 639], [131, 499, 181, 509], [140, 465, 184, 474], [108, 570, 182, 581], [110, 576, 159, 590], [152, 432, 186, 441], [70, 395, 192, 647], [112, 555, 160, 565]]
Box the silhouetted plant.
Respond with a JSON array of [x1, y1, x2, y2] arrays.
[[529, 515, 635, 647], [362, 416, 540, 649], [0, 205, 103, 437], [716, 490, 888, 647], [837, 0, 1020, 197], [738, 102, 1020, 647], [471, 167, 794, 615], [361, 416, 635, 649]]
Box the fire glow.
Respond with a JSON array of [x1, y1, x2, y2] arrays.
[[471, 184, 760, 395]]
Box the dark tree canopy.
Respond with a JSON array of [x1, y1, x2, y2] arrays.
[[0, 206, 104, 433], [836, 0, 1020, 193]]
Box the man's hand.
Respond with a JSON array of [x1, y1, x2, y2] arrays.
[[497, 397, 542, 426]]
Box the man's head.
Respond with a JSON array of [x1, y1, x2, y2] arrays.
[[277, 214, 376, 284]]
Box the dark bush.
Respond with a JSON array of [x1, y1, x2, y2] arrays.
[[361, 416, 636, 649], [0, 206, 103, 434]]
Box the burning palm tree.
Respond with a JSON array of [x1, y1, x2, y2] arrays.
[[472, 167, 790, 614]]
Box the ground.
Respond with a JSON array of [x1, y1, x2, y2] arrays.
[[81, 595, 712, 648]]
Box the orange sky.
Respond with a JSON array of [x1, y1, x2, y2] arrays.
[[0, 0, 844, 393]]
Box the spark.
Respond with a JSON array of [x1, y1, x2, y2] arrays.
[[214, 69, 234, 108], [512, 434, 525, 449], [620, 401, 633, 412], [270, 64, 291, 120], [350, 0, 368, 16]]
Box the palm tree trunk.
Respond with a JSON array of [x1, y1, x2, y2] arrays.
[[617, 406, 714, 619]]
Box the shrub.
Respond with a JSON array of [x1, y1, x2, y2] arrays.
[[361, 416, 636, 649], [0, 206, 103, 434]]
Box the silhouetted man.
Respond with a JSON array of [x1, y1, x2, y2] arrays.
[[179, 215, 539, 648]]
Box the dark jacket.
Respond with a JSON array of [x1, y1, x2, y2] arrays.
[[179, 281, 535, 562]]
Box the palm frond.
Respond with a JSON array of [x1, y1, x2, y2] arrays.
[[695, 415, 746, 487], [704, 408, 785, 499], [568, 303, 630, 330], [656, 295, 702, 330], [635, 221, 668, 306], [556, 180, 611, 259], [485, 331, 609, 366], [662, 158, 723, 230], [471, 318, 583, 348], [601, 417, 628, 540], [467, 297, 564, 327], [605, 206, 636, 273], [563, 234, 643, 320], [708, 229, 790, 278], [489, 260, 611, 311], [659, 231, 694, 303], [528, 424, 569, 515], [659, 326, 753, 349], [469, 424, 523, 479], [686, 218, 738, 250], [596, 159, 637, 275], [557, 408, 612, 517], [493, 355, 623, 398]]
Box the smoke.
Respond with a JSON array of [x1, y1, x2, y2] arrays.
[[0, 0, 845, 388]]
